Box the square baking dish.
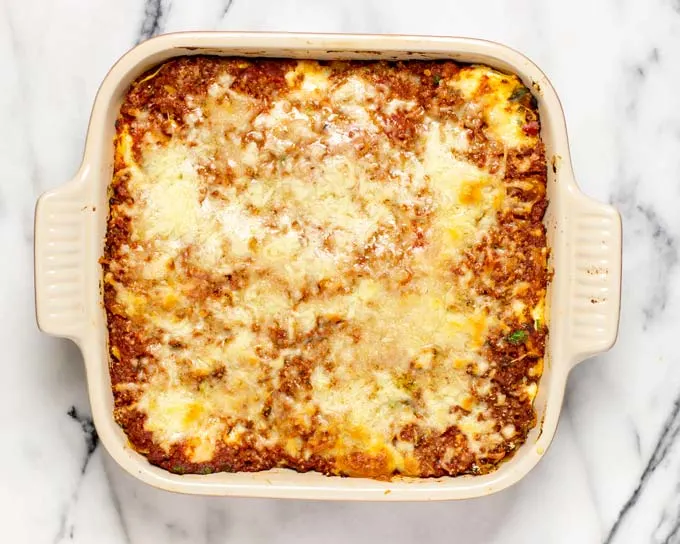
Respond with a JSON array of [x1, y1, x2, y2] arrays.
[[34, 32, 621, 500]]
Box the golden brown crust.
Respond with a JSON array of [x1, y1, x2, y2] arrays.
[[103, 57, 548, 479]]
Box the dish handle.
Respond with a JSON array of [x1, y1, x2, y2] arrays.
[[34, 167, 91, 343], [567, 189, 623, 365]]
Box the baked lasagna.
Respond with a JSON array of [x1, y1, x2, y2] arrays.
[[103, 57, 548, 479]]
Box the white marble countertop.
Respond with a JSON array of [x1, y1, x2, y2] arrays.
[[2, 1, 679, 542]]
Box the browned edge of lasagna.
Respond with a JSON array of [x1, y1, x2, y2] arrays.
[[102, 56, 548, 479]]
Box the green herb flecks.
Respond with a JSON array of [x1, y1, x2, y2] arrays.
[[509, 86, 529, 101], [433, 75, 442, 86], [507, 329, 529, 345]]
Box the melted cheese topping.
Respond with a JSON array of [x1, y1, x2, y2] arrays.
[[106, 59, 546, 478]]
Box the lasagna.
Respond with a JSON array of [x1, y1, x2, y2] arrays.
[[103, 57, 548, 479]]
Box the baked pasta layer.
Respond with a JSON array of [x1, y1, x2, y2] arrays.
[[103, 57, 548, 479]]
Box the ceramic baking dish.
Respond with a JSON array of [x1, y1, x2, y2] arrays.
[[34, 32, 621, 500]]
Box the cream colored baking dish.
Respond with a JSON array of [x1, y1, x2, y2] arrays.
[[34, 32, 621, 500]]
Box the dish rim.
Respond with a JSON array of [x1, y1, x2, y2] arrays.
[[34, 31, 622, 500]]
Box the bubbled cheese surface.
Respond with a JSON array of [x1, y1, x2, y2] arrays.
[[105, 59, 546, 477]]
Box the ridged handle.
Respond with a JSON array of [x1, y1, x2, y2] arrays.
[[568, 189, 622, 364], [34, 172, 90, 342]]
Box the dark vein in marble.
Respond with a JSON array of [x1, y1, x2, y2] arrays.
[[137, 0, 168, 44], [222, 0, 234, 18], [52, 407, 100, 543], [651, 47, 660, 63], [652, 488, 679, 543], [53, 510, 68, 543], [609, 47, 679, 329], [637, 203, 678, 326], [653, 479, 680, 544], [67, 405, 99, 473], [610, 183, 679, 328], [626, 48, 660, 119], [633, 426, 641, 457], [635, 47, 660, 78], [604, 394, 680, 543], [662, 516, 680, 544]]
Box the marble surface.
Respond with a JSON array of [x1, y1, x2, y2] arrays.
[[2, 0, 679, 542]]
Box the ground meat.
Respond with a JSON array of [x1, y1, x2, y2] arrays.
[[104, 57, 548, 480]]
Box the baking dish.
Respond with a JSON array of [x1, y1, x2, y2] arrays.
[[34, 32, 622, 500]]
